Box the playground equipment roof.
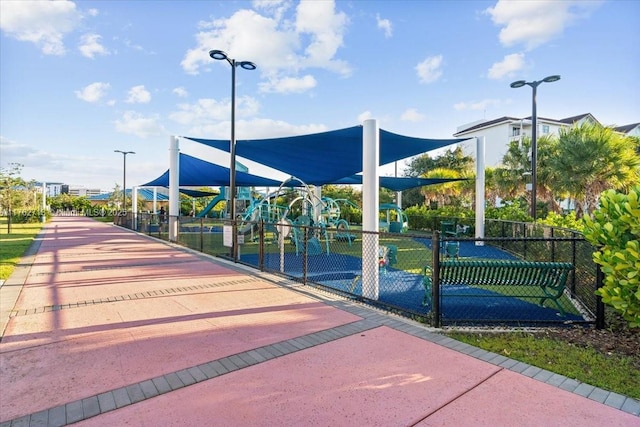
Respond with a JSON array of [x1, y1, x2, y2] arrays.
[[185, 126, 468, 186], [142, 154, 287, 188], [142, 153, 467, 192], [334, 175, 470, 191]]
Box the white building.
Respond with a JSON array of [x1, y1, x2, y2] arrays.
[[68, 187, 104, 197], [453, 113, 600, 167], [614, 123, 640, 138]]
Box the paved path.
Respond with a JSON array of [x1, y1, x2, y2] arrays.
[[1, 216, 638, 427]]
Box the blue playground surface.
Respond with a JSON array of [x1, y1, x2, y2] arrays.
[[414, 238, 519, 260], [240, 250, 584, 324]]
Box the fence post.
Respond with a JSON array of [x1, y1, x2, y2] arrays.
[[595, 264, 605, 329], [258, 220, 264, 271], [570, 235, 577, 296], [302, 225, 308, 284], [431, 231, 441, 328], [199, 217, 204, 253]]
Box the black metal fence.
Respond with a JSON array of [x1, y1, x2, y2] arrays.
[[116, 213, 604, 328]]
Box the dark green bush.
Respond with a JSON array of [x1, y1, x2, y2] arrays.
[[583, 186, 640, 328]]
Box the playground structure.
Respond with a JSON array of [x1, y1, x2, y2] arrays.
[[379, 203, 408, 233], [185, 173, 410, 263]]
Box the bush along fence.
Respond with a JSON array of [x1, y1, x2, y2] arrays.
[[116, 213, 605, 328]]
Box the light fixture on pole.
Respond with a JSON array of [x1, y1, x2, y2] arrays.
[[114, 150, 135, 212], [209, 49, 256, 262], [510, 75, 560, 220]]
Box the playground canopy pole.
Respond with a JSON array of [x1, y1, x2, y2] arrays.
[[169, 136, 180, 242], [362, 119, 380, 300]]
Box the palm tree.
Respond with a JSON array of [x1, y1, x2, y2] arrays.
[[496, 135, 560, 215], [420, 167, 474, 208], [550, 123, 640, 216]]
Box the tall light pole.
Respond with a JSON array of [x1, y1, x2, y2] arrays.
[[209, 49, 256, 261], [114, 150, 135, 212], [510, 75, 560, 220]]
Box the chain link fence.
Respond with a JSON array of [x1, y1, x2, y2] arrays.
[[117, 213, 604, 328]]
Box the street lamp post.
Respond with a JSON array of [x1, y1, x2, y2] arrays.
[[114, 150, 135, 213], [209, 49, 256, 262], [510, 75, 560, 220]]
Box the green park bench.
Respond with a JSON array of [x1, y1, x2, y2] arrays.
[[422, 260, 574, 315]]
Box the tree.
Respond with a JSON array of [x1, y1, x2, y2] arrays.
[[0, 163, 28, 231], [583, 186, 640, 328], [420, 167, 471, 208], [494, 135, 559, 215], [405, 147, 475, 208], [550, 123, 640, 217]]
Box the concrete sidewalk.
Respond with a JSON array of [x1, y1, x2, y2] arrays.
[[1, 216, 638, 427]]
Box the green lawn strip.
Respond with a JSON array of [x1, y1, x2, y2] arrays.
[[447, 331, 640, 399], [0, 220, 43, 280]]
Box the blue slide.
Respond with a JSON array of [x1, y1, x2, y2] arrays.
[[196, 191, 226, 218]]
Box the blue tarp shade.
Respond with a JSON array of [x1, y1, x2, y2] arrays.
[[186, 126, 468, 186], [142, 154, 466, 191], [334, 175, 470, 192], [141, 153, 286, 188]]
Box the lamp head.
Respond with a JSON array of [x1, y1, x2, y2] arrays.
[[238, 61, 257, 71], [209, 50, 228, 61], [542, 75, 561, 83], [510, 80, 526, 88]]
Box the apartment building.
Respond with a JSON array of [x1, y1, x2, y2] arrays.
[[452, 113, 603, 167]]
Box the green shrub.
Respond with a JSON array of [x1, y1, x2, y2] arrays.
[[539, 211, 584, 232], [582, 186, 640, 328]]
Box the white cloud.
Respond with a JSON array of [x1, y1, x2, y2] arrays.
[[376, 14, 392, 38], [0, 0, 81, 55], [487, 53, 526, 79], [169, 96, 260, 127], [259, 75, 317, 94], [75, 82, 111, 103], [453, 98, 504, 112], [485, 0, 602, 50], [415, 55, 443, 84], [114, 111, 165, 138], [358, 111, 373, 124], [79, 33, 110, 58], [125, 85, 151, 104], [401, 108, 425, 123], [295, 0, 349, 73], [181, 1, 350, 94], [173, 87, 189, 98]]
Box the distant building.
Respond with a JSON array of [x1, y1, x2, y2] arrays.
[[453, 113, 601, 167], [68, 187, 104, 197], [34, 183, 105, 198], [614, 122, 640, 138]]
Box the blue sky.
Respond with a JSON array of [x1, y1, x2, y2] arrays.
[[1, 0, 639, 191]]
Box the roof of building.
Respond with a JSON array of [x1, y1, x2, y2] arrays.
[[614, 123, 640, 134], [453, 113, 601, 136]]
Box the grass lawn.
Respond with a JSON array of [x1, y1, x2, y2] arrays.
[[0, 219, 44, 280], [447, 330, 640, 400]]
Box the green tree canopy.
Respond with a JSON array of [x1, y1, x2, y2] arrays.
[[550, 123, 640, 216]]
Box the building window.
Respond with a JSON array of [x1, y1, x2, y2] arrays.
[[542, 125, 550, 134], [512, 127, 520, 136]]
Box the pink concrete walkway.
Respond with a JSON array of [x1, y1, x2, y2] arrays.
[[1, 216, 638, 426]]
